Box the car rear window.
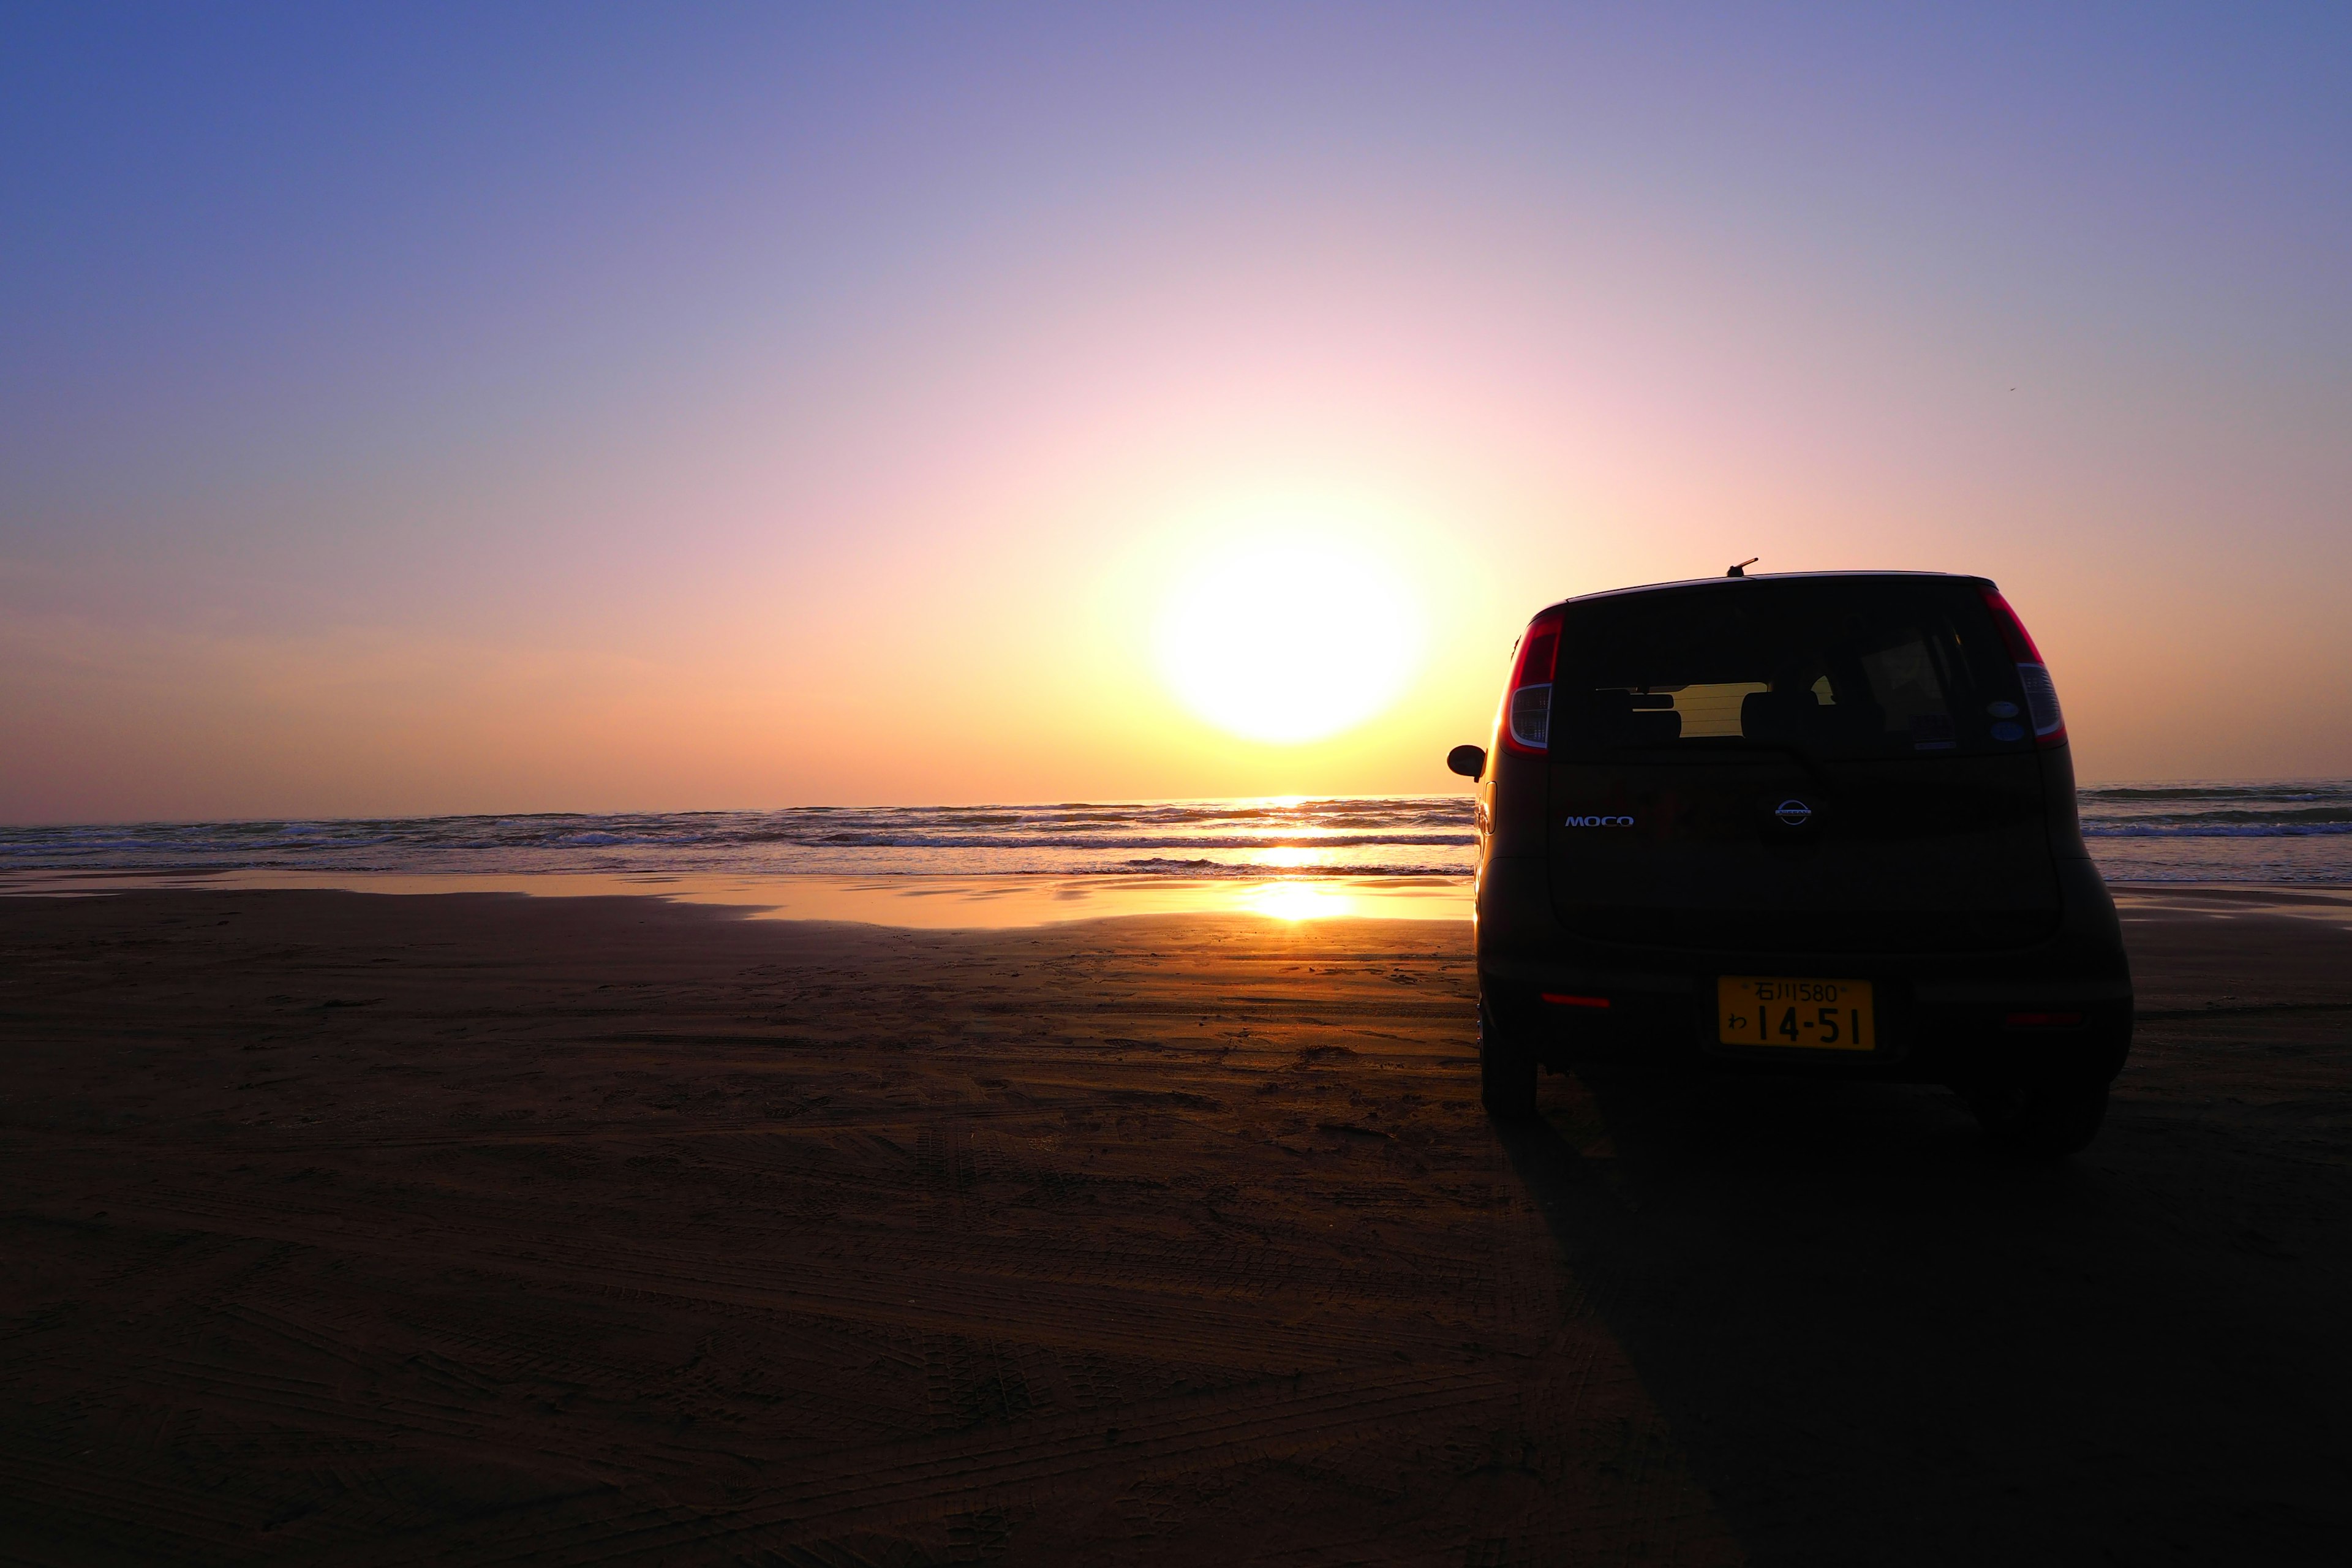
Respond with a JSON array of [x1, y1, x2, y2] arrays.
[[1548, 577, 2023, 757]]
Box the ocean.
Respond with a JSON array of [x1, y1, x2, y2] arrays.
[[2073, 781, 2352, 883], [2, 782, 2346, 886]]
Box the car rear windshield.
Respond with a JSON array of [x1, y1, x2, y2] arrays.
[[1548, 577, 2024, 758]]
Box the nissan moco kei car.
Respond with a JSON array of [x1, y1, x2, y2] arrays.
[[1446, 570, 2132, 1157]]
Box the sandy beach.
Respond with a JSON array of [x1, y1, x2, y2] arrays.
[[3, 889, 2348, 1564], [15, 5, 2348, 1562]]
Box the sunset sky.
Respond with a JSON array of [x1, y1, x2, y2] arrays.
[[5, 4, 2349, 823]]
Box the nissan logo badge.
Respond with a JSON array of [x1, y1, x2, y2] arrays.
[[1774, 798, 1814, 827]]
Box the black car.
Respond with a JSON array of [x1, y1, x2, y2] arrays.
[[1446, 568, 2132, 1156]]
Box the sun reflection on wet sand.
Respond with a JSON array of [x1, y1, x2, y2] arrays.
[[1242, 881, 1362, 921]]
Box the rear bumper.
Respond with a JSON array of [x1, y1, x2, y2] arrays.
[[1476, 853, 2133, 1084]]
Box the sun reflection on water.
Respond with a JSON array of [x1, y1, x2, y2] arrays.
[[1248, 844, 1336, 870]]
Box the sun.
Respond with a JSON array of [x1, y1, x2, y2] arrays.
[[1152, 535, 1423, 744]]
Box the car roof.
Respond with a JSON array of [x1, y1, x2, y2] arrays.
[[1548, 570, 1991, 613]]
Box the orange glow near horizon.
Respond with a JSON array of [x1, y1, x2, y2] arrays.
[[4, 10, 2350, 823]]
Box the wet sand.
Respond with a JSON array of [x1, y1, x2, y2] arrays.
[[1, 890, 2346, 1564]]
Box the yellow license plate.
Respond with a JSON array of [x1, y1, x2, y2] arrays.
[[1717, 976, 1875, 1051]]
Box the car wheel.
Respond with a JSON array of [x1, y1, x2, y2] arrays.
[[1967, 1069, 2110, 1158], [1479, 997, 1538, 1121]]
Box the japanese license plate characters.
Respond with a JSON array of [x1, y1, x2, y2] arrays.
[[1717, 976, 1875, 1051]]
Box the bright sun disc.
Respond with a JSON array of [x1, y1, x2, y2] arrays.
[[1153, 537, 1423, 744]]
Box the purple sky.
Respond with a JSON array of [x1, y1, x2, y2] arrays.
[[4, 4, 2348, 819]]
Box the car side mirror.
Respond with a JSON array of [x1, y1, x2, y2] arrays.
[[1446, 744, 1487, 779]]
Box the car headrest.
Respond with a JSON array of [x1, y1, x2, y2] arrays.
[[1742, 689, 1887, 743], [1741, 689, 1819, 741]]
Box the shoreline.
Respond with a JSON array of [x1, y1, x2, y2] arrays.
[[0, 867, 1477, 926], [4, 867, 2350, 932]]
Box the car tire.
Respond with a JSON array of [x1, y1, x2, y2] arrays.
[[1479, 997, 1539, 1121], [1967, 1069, 2110, 1158]]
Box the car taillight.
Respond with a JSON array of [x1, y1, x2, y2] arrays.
[[1980, 587, 2067, 747], [1501, 608, 1563, 754]]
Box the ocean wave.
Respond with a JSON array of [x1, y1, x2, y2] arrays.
[[1108, 858, 1469, 878], [2079, 785, 2340, 802], [2082, 823, 2352, 838], [0, 831, 1480, 861], [6, 786, 2348, 884], [0, 801, 1479, 859]]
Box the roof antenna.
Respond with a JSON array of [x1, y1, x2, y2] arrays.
[[1727, 557, 1758, 578]]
